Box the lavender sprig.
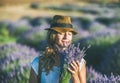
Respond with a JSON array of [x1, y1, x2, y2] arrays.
[[56, 43, 90, 83], [65, 43, 90, 65]]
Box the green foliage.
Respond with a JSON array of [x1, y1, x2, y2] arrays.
[[1, 59, 19, 75], [0, 21, 10, 37], [45, 3, 78, 11], [6, 67, 31, 83], [98, 40, 120, 75], [78, 33, 120, 69], [0, 28, 9, 37], [0, 35, 16, 45], [1, 66, 30, 83], [88, 22, 105, 32], [95, 17, 113, 26], [10, 26, 30, 37], [101, 0, 109, 5], [17, 28, 47, 50], [78, 17, 93, 30], [0, 21, 16, 45], [30, 17, 47, 26], [30, 3, 40, 9]]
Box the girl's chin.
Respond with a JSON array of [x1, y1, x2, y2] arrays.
[[62, 43, 70, 48]]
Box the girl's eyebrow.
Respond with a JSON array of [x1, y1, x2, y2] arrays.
[[58, 32, 64, 34]]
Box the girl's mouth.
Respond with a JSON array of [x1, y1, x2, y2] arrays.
[[62, 41, 69, 47]]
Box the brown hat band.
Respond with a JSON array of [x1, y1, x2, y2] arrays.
[[50, 23, 73, 28]]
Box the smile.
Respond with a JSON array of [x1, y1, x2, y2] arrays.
[[62, 41, 70, 46]]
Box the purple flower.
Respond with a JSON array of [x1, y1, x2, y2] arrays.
[[0, 43, 39, 83], [56, 43, 90, 83], [62, 43, 90, 65]]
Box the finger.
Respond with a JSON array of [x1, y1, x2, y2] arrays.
[[72, 61, 78, 69], [76, 60, 80, 67], [67, 67, 75, 74], [70, 62, 76, 70], [76, 60, 81, 71]]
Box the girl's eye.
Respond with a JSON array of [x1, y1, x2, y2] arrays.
[[68, 32, 72, 35], [58, 32, 64, 35]]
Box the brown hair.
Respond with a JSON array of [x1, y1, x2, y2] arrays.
[[39, 30, 58, 74]]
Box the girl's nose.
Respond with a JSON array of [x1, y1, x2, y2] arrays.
[[63, 32, 68, 39]]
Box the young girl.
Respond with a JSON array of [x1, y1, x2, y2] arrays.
[[29, 15, 86, 83]]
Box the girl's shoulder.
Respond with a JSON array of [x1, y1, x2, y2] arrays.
[[79, 58, 86, 70], [30, 56, 40, 75]]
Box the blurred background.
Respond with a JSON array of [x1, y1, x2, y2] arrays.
[[0, 0, 120, 83]]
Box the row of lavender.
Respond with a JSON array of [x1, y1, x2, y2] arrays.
[[0, 18, 120, 83], [0, 43, 120, 83]]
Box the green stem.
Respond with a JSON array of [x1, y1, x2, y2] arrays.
[[60, 65, 71, 83]]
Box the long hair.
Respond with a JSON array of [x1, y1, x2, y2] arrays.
[[39, 30, 58, 74]]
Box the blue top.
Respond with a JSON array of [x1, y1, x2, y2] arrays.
[[30, 56, 85, 83], [30, 56, 60, 83]]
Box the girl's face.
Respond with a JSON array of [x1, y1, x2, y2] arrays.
[[55, 31, 73, 49]]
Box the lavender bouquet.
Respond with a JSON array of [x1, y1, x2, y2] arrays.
[[56, 43, 90, 83]]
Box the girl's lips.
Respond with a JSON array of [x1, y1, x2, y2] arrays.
[[62, 41, 69, 43], [62, 41, 69, 46]]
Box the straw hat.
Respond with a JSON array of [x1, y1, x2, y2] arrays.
[[45, 15, 78, 35]]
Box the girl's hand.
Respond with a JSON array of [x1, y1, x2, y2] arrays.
[[67, 60, 80, 76], [67, 60, 80, 83]]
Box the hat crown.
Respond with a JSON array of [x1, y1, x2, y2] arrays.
[[45, 15, 78, 35], [52, 15, 71, 24]]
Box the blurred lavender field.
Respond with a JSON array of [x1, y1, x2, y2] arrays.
[[0, 1, 120, 83]]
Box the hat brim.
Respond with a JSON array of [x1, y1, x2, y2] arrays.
[[45, 27, 78, 35]]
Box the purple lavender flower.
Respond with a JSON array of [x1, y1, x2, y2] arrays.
[[0, 43, 39, 83], [64, 43, 90, 65], [56, 43, 90, 83], [87, 67, 120, 83]]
